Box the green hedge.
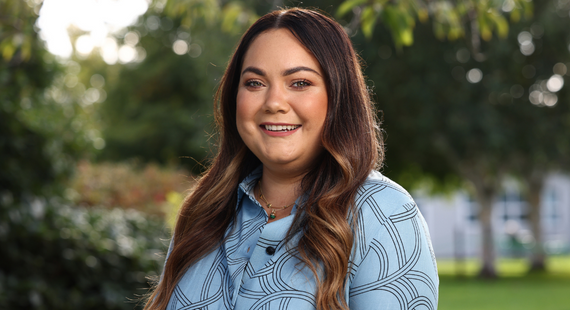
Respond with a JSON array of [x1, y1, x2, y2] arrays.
[[0, 197, 170, 309]]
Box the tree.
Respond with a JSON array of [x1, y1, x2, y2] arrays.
[[0, 0, 93, 200], [95, 11, 239, 172], [351, 0, 570, 277], [506, 0, 570, 271], [339, 0, 532, 48], [83, 0, 532, 173], [60, 0, 570, 278], [93, 0, 295, 171], [1, 4, 172, 308]]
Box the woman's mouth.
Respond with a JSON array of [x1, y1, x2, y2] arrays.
[[262, 125, 300, 132]]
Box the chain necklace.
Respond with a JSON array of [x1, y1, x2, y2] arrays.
[[257, 180, 295, 219]]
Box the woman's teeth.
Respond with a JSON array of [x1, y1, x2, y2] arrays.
[[264, 125, 300, 132]]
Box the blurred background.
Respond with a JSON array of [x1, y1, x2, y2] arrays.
[[1, 0, 569, 309]]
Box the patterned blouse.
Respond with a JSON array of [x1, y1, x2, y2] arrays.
[[164, 167, 438, 310]]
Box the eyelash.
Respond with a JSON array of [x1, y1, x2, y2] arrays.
[[292, 79, 311, 88], [244, 80, 263, 88], [243, 79, 312, 89]]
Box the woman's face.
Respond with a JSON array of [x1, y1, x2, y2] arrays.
[[236, 28, 328, 177]]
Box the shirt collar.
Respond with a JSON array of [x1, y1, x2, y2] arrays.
[[237, 165, 263, 205]]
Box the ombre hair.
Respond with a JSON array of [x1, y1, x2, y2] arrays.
[[144, 8, 383, 310]]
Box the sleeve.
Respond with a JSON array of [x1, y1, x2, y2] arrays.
[[348, 188, 439, 310]]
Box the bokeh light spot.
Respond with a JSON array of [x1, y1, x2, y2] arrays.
[[553, 63, 567, 75], [172, 40, 188, 55], [502, 0, 515, 12], [543, 93, 558, 107], [124, 31, 140, 46], [65, 74, 78, 88], [145, 15, 160, 31], [520, 41, 535, 56], [546, 75, 564, 92], [118, 45, 137, 63], [456, 48, 470, 63], [90, 74, 105, 88], [101, 38, 119, 65], [84, 88, 100, 104], [517, 31, 532, 45], [466, 68, 483, 83], [529, 90, 543, 105], [530, 23, 544, 38], [189, 43, 202, 58], [93, 138, 106, 150], [75, 34, 94, 56], [510, 84, 524, 98], [85, 255, 98, 268], [135, 47, 147, 62]]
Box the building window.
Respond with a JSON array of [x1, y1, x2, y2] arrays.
[[499, 191, 528, 224], [542, 189, 559, 234], [466, 195, 479, 223]]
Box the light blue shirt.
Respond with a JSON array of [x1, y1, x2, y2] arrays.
[[165, 167, 438, 309]]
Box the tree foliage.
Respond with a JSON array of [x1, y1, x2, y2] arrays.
[[338, 0, 533, 48], [0, 198, 168, 309], [354, 0, 570, 276], [0, 0, 94, 200], [95, 12, 237, 172]]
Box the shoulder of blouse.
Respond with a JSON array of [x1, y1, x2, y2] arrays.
[[354, 170, 416, 218]]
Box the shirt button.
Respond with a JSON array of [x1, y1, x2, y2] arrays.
[[266, 246, 276, 255]]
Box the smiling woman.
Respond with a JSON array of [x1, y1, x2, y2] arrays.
[[144, 8, 438, 310], [237, 28, 328, 188]]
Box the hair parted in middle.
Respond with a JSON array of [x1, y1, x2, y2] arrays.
[[144, 8, 384, 310]]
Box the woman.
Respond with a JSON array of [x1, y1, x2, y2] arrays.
[[145, 8, 438, 310]]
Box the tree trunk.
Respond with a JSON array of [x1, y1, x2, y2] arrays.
[[435, 137, 502, 279], [526, 173, 546, 272], [475, 189, 497, 278]]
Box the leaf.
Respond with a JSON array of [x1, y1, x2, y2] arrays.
[[433, 22, 446, 40], [492, 14, 509, 38], [523, 0, 534, 18], [1, 41, 15, 61], [163, 0, 221, 26], [382, 5, 415, 48], [417, 8, 429, 23], [448, 26, 464, 41], [221, 2, 243, 33], [337, 0, 368, 18], [399, 28, 414, 46], [21, 36, 32, 61], [361, 5, 379, 39], [478, 15, 492, 41], [510, 8, 521, 23]]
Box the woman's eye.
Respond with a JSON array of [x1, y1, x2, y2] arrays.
[[292, 80, 311, 88], [245, 80, 263, 88]]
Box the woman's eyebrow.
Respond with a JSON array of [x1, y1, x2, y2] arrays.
[[241, 66, 265, 76], [283, 66, 321, 76], [241, 66, 321, 77]]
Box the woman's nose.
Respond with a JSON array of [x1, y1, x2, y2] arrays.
[[263, 85, 290, 114]]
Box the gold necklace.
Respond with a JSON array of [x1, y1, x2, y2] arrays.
[[257, 180, 295, 219]]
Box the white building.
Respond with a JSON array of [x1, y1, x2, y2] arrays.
[[415, 173, 570, 258]]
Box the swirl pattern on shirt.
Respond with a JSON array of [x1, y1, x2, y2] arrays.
[[165, 168, 438, 310]]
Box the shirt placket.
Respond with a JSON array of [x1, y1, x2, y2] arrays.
[[225, 190, 267, 306]]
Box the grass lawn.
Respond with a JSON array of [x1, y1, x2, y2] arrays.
[[437, 256, 570, 310]]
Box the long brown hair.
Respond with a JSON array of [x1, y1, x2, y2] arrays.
[[144, 8, 383, 310]]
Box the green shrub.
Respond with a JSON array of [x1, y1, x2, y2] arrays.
[[0, 196, 170, 309]]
